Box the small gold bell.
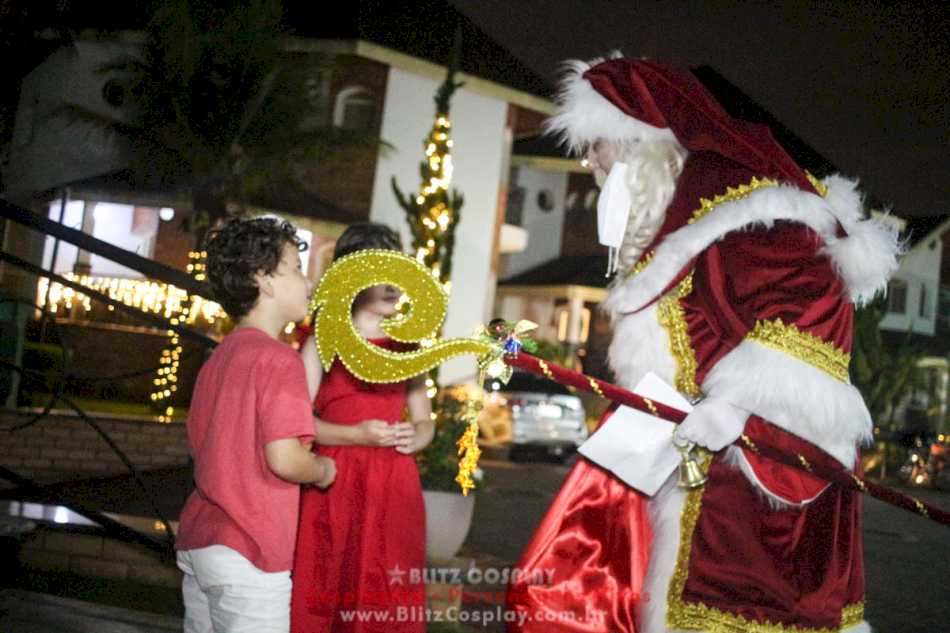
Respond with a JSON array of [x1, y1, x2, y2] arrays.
[[673, 431, 708, 489]]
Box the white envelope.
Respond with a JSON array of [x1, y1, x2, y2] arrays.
[[578, 372, 693, 496]]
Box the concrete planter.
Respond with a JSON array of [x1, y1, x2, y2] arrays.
[[422, 490, 475, 563]]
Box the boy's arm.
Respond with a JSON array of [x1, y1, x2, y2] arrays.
[[314, 417, 399, 446], [264, 438, 336, 487], [395, 376, 434, 454]]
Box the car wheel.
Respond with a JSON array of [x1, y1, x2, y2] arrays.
[[560, 450, 580, 467]]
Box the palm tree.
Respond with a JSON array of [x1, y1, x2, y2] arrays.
[[851, 296, 922, 426], [65, 0, 380, 243], [60, 0, 386, 415]]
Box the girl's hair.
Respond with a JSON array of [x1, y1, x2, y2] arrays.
[[332, 222, 403, 261], [205, 217, 306, 320]]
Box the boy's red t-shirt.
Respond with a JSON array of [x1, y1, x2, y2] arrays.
[[176, 327, 315, 572]]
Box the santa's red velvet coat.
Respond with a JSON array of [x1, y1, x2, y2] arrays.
[[507, 60, 901, 631]]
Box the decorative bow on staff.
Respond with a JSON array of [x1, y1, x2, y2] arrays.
[[310, 250, 950, 526]]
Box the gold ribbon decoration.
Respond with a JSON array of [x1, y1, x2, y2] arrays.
[[310, 250, 493, 383]]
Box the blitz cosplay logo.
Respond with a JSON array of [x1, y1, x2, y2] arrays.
[[387, 564, 555, 587]]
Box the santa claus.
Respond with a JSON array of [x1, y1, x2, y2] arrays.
[[506, 56, 902, 633]]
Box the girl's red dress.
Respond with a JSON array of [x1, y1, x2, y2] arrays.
[[291, 338, 425, 633]]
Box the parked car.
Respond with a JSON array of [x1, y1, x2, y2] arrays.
[[479, 370, 588, 461]]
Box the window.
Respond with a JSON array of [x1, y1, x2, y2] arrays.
[[42, 200, 158, 277], [333, 86, 375, 130], [304, 68, 330, 108], [887, 279, 907, 314], [505, 168, 524, 226], [919, 283, 931, 319], [14, 97, 39, 147], [102, 78, 127, 108]]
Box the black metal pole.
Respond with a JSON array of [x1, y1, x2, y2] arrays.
[[41, 189, 69, 333]]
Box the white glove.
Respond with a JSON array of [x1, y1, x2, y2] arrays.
[[674, 396, 749, 452]]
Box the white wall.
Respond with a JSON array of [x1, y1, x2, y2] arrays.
[[881, 237, 942, 336], [370, 67, 508, 384], [502, 166, 568, 279], [496, 293, 558, 341], [6, 42, 138, 202]]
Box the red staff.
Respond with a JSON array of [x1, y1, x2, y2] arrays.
[[504, 352, 950, 528]]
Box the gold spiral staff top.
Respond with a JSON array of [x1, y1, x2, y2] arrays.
[[310, 250, 493, 384]]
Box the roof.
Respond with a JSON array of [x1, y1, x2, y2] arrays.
[[285, 0, 552, 99], [903, 214, 950, 249]]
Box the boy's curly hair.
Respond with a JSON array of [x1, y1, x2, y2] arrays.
[[332, 222, 403, 261], [205, 217, 306, 320]]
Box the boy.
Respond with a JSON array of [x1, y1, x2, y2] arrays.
[[176, 217, 336, 633]]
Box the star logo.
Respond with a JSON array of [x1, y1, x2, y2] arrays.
[[387, 564, 406, 585]]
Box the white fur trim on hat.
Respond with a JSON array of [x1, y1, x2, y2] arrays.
[[545, 57, 678, 154], [819, 175, 906, 306]]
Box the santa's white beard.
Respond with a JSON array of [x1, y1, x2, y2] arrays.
[[592, 171, 667, 276], [616, 209, 664, 272], [608, 141, 684, 277]]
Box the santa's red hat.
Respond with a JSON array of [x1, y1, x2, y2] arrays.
[[547, 55, 902, 312], [547, 56, 818, 195]]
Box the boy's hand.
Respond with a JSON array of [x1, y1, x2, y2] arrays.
[[313, 455, 336, 489], [356, 420, 397, 447]]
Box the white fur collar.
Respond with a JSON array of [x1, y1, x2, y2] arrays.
[[608, 175, 902, 314]]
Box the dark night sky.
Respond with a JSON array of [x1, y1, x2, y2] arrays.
[[450, 0, 948, 220]]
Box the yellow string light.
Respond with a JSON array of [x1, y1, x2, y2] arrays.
[[149, 251, 209, 422], [36, 272, 223, 324], [35, 252, 223, 424]]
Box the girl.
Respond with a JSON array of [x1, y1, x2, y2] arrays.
[[291, 223, 433, 633]]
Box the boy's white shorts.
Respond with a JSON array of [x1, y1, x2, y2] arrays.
[[177, 545, 292, 633]]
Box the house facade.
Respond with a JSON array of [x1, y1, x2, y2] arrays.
[[1, 26, 555, 405], [880, 216, 950, 434]]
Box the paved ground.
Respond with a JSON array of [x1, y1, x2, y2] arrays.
[[466, 455, 950, 633], [3, 454, 949, 632], [0, 590, 180, 633]]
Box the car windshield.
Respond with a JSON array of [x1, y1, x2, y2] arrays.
[[490, 371, 572, 395]]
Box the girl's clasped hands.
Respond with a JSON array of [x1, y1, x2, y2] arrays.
[[356, 419, 426, 454]]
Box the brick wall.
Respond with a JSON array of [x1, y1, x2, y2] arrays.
[[0, 409, 189, 485], [46, 323, 206, 406], [301, 54, 390, 219], [18, 524, 181, 587]]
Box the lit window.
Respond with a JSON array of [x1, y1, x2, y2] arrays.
[[43, 200, 158, 277]]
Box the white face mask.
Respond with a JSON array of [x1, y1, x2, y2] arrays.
[[596, 161, 631, 275]]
